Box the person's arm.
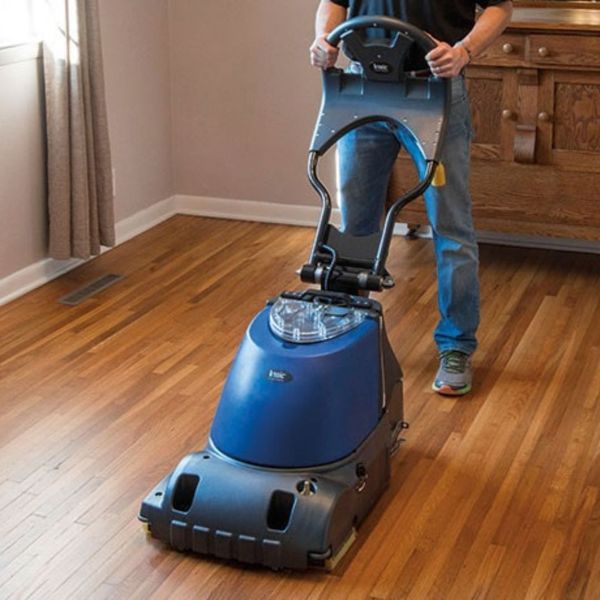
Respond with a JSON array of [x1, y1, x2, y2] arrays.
[[426, 2, 513, 78], [310, 0, 347, 69]]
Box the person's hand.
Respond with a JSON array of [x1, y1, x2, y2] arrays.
[[425, 39, 470, 78], [310, 35, 339, 69]]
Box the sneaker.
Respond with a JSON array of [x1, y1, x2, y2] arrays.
[[432, 350, 472, 396]]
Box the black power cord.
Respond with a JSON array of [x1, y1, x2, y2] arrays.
[[319, 244, 338, 291]]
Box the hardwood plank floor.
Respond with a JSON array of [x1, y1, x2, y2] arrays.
[[0, 215, 598, 599]]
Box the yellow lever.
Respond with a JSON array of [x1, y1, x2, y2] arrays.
[[432, 163, 446, 188]]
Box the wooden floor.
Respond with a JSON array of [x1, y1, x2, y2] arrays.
[[1, 215, 599, 599]]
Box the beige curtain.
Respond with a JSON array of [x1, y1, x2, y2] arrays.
[[42, 0, 114, 260]]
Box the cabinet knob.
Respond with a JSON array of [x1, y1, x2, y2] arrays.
[[538, 46, 550, 58], [502, 43, 514, 55], [538, 112, 551, 123], [502, 109, 515, 121]]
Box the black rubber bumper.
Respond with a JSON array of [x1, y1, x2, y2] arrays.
[[139, 435, 390, 570]]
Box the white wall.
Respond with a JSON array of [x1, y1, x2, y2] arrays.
[[0, 53, 47, 279], [99, 0, 173, 221], [169, 0, 330, 206]]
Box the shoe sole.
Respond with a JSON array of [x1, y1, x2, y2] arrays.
[[432, 382, 472, 397]]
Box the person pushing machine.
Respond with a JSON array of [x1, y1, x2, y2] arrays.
[[310, 0, 513, 396]]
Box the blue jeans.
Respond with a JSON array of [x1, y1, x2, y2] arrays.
[[337, 76, 480, 355]]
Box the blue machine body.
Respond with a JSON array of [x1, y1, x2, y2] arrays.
[[210, 306, 382, 468]]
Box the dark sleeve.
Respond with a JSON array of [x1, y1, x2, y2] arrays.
[[329, 0, 349, 6], [477, 0, 512, 6]]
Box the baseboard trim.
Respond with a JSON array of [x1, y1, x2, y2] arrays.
[[2, 194, 597, 306], [175, 195, 418, 235], [115, 197, 175, 245], [175, 194, 341, 227], [0, 257, 87, 307], [476, 230, 599, 254]]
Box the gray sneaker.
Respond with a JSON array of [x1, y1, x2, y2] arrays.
[[432, 350, 472, 396]]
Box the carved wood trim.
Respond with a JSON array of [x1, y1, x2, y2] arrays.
[[514, 69, 540, 163], [514, 125, 537, 163]]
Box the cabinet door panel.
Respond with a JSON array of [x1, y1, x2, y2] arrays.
[[554, 82, 600, 153], [468, 77, 503, 145], [544, 71, 600, 173], [466, 67, 516, 162]]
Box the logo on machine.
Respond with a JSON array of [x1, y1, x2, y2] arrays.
[[369, 61, 392, 75], [267, 369, 293, 383]]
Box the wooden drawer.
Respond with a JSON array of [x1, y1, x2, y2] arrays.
[[528, 35, 600, 69], [473, 34, 526, 67]]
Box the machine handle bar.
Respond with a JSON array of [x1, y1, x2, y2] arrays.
[[326, 16, 437, 54]]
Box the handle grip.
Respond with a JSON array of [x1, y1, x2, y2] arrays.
[[326, 16, 437, 54]]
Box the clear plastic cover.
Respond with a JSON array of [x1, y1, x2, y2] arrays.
[[269, 297, 366, 344]]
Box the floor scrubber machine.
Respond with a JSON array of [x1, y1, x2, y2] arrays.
[[139, 16, 449, 571]]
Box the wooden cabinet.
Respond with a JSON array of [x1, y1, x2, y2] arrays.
[[390, 8, 600, 242]]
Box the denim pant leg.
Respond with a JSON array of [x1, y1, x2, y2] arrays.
[[419, 77, 480, 354], [337, 77, 480, 355], [337, 122, 401, 236]]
